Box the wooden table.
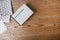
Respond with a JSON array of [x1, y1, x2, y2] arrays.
[[0, 0, 60, 40]]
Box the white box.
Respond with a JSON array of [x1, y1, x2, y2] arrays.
[[12, 4, 33, 25]]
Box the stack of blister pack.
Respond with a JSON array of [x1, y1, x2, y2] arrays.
[[0, 0, 12, 34]]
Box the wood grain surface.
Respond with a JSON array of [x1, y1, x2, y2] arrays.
[[0, 0, 60, 40]]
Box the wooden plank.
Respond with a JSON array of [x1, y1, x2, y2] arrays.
[[0, 0, 60, 40]]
